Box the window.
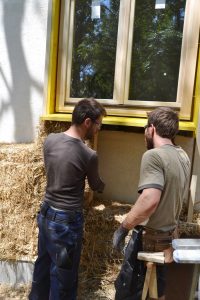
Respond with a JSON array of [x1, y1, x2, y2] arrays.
[[56, 0, 200, 120]]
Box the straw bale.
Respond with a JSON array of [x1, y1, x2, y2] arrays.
[[0, 158, 45, 260], [0, 197, 200, 299], [0, 283, 115, 300], [178, 203, 200, 236], [0, 281, 114, 300], [0, 284, 30, 300], [0, 201, 131, 299], [0, 120, 99, 261], [78, 201, 132, 298]]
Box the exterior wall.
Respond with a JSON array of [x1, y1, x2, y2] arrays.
[[193, 143, 200, 210], [95, 130, 195, 204], [0, 0, 199, 202], [0, 0, 48, 143]]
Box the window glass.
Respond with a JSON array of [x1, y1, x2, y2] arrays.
[[129, 0, 186, 102], [70, 0, 120, 99]]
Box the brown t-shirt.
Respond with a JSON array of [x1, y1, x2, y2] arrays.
[[43, 132, 105, 211], [138, 144, 191, 231]]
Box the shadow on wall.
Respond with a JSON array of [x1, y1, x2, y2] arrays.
[[0, 0, 43, 142]]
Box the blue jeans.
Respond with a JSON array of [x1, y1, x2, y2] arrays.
[[29, 202, 84, 300]]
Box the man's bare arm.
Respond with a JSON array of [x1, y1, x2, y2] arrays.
[[122, 188, 162, 230]]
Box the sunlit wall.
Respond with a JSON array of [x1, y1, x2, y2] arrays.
[[0, 0, 48, 143]]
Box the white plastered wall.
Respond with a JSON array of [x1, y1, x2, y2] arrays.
[[0, 0, 48, 143]]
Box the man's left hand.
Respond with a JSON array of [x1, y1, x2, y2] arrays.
[[113, 225, 129, 252]]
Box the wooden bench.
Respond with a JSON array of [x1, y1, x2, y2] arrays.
[[137, 252, 165, 300]]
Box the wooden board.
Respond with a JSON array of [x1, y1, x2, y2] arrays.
[[138, 252, 165, 264]]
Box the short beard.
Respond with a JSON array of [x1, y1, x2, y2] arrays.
[[145, 136, 154, 150], [85, 127, 94, 140]]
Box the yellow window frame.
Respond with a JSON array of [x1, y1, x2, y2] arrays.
[[42, 0, 200, 133]]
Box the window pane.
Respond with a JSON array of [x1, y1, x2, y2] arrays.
[[70, 0, 120, 99], [129, 0, 186, 102]]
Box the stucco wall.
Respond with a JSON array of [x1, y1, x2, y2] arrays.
[[0, 0, 48, 143], [96, 129, 195, 204]]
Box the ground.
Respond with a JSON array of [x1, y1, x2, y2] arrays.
[[0, 283, 115, 300], [0, 284, 30, 300]]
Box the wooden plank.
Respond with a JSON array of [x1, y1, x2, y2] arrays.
[[142, 262, 153, 300], [177, 0, 200, 119], [187, 175, 197, 222], [149, 264, 158, 299], [138, 252, 165, 264], [113, 0, 131, 104], [44, 0, 61, 115]]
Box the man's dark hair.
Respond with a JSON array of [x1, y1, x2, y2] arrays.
[[72, 98, 106, 125], [147, 107, 179, 140]]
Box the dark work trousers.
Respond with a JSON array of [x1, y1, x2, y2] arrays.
[[29, 202, 84, 300], [114, 227, 166, 300]]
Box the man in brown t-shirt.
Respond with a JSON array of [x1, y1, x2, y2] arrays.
[[113, 107, 190, 300], [29, 98, 106, 300]]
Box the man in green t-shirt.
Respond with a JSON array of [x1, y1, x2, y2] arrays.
[[113, 107, 191, 300]]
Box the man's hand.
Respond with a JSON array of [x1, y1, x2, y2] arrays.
[[113, 225, 129, 252]]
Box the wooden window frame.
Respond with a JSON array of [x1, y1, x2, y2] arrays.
[[122, 0, 200, 121], [54, 0, 200, 120]]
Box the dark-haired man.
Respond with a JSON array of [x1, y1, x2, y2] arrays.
[[29, 98, 106, 300], [113, 107, 191, 300]]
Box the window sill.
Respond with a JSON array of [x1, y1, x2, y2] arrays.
[[40, 114, 196, 132]]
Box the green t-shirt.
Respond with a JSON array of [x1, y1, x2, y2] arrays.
[[138, 144, 191, 231]]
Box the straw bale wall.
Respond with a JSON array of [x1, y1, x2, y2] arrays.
[[0, 120, 131, 298], [0, 142, 44, 261], [0, 120, 95, 261], [1, 120, 200, 298], [0, 121, 126, 267]]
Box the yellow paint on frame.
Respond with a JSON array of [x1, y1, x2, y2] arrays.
[[42, 0, 199, 134], [193, 42, 200, 136], [45, 0, 60, 115]]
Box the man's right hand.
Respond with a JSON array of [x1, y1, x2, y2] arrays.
[[113, 225, 129, 252]]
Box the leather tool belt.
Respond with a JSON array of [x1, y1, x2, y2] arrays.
[[142, 227, 176, 252]]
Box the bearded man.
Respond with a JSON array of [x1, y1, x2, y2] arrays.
[[113, 107, 191, 300], [29, 98, 106, 300]]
